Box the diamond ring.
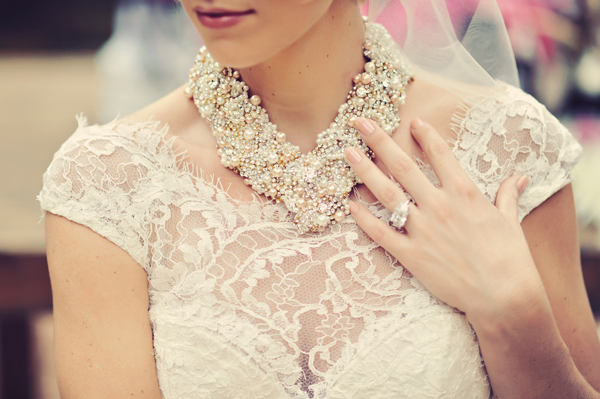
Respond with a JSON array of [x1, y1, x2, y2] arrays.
[[389, 200, 412, 232]]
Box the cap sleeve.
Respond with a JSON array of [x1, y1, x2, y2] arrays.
[[454, 85, 582, 222], [38, 116, 152, 269]]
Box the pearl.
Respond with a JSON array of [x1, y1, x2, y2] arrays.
[[316, 214, 329, 227], [364, 62, 376, 73], [244, 128, 256, 141], [262, 174, 271, 183], [267, 153, 279, 164], [356, 87, 368, 98], [283, 176, 292, 186], [327, 185, 337, 195], [361, 73, 372, 85], [273, 167, 283, 177], [340, 168, 348, 176], [357, 98, 365, 108], [244, 179, 252, 185], [250, 95, 261, 106], [216, 96, 225, 105], [364, 41, 372, 50], [297, 198, 307, 207], [276, 132, 286, 142], [221, 84, 231, 93], [294, 186, 304, 195], [317, 189, 326, 198], [303, 158, 311, 166], [268, 188, 278, 198], [334, 210, 345, 222], [233, 70, 240, 79], [245, 114, 254, 123], [230, 156, 240, 167], [353, 74, 362, 84], [311, 159, 321, 169], [244, 145, 253, 153], [185, 87, 193, 98]]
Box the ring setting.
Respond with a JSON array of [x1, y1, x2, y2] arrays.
[[389, 200, 412, 232]]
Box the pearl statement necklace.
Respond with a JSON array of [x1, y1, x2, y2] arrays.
[[186, 21, 412, 233]]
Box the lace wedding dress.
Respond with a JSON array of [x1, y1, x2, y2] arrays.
[[39, 84, 581, 399]]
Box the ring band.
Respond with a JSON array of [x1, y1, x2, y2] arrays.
[[389, 200, 412, 232]]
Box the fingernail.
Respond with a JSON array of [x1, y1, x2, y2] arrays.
[[411, 118, 424, 129], [345, 148, 362, 164], [517, 176, 529, 194], [349, 202, 360, 214], [356, 118, 375, 136]]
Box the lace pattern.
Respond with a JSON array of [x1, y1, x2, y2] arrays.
[[38, 84, 581, 399]]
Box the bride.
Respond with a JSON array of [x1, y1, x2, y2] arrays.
[[39, 0, 600, 397]]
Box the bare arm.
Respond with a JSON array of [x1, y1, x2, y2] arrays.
[[470, 185, 600, 398], [46, 212, 162, 398]]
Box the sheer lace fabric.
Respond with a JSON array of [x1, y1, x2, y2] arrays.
[[39, 84, 581, 399]]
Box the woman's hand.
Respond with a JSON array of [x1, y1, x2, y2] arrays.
[[345, 117, 600, 398], [345, 117, 546, 326]]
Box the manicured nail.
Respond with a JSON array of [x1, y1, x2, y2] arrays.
[[349, 202, 360, 214], [517, 176, 529, 194], [345, 148, 362, 164], [356, 118, 375, 136], [411, 118, 424, 129]]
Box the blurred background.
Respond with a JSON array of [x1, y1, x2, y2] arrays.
[[0, 0, 599, 397]]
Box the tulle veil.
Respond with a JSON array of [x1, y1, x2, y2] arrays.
[[364, 0, 520, 99]]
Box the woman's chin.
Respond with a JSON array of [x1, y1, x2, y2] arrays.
[[201, 37, 280, 69]]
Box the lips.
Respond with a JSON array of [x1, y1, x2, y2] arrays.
[[194, 7, 255, 29]]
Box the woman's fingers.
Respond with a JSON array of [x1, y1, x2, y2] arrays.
[[408, 119, 472, 189], [345, 146, 409, 212], [354, 118, 436, 203], [495, 175, 528, 223], [349, 201, 410, 253]]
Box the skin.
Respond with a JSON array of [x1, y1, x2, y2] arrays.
[[46, 0, 600, 397]]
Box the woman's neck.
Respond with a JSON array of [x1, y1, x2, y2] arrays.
[[238, 3, 366, 153]]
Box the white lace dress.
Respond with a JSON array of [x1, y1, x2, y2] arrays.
[[39, 85, 582, 399]]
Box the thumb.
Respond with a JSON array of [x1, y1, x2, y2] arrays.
[[495, 175, 528, 222]]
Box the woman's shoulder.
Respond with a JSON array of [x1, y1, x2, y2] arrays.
[[451, 83, 582, 220]]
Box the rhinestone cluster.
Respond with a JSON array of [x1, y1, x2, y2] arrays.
[[186, 21, 412, 233]]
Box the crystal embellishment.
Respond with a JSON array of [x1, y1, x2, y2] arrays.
[[186, 21, 413, 233]]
